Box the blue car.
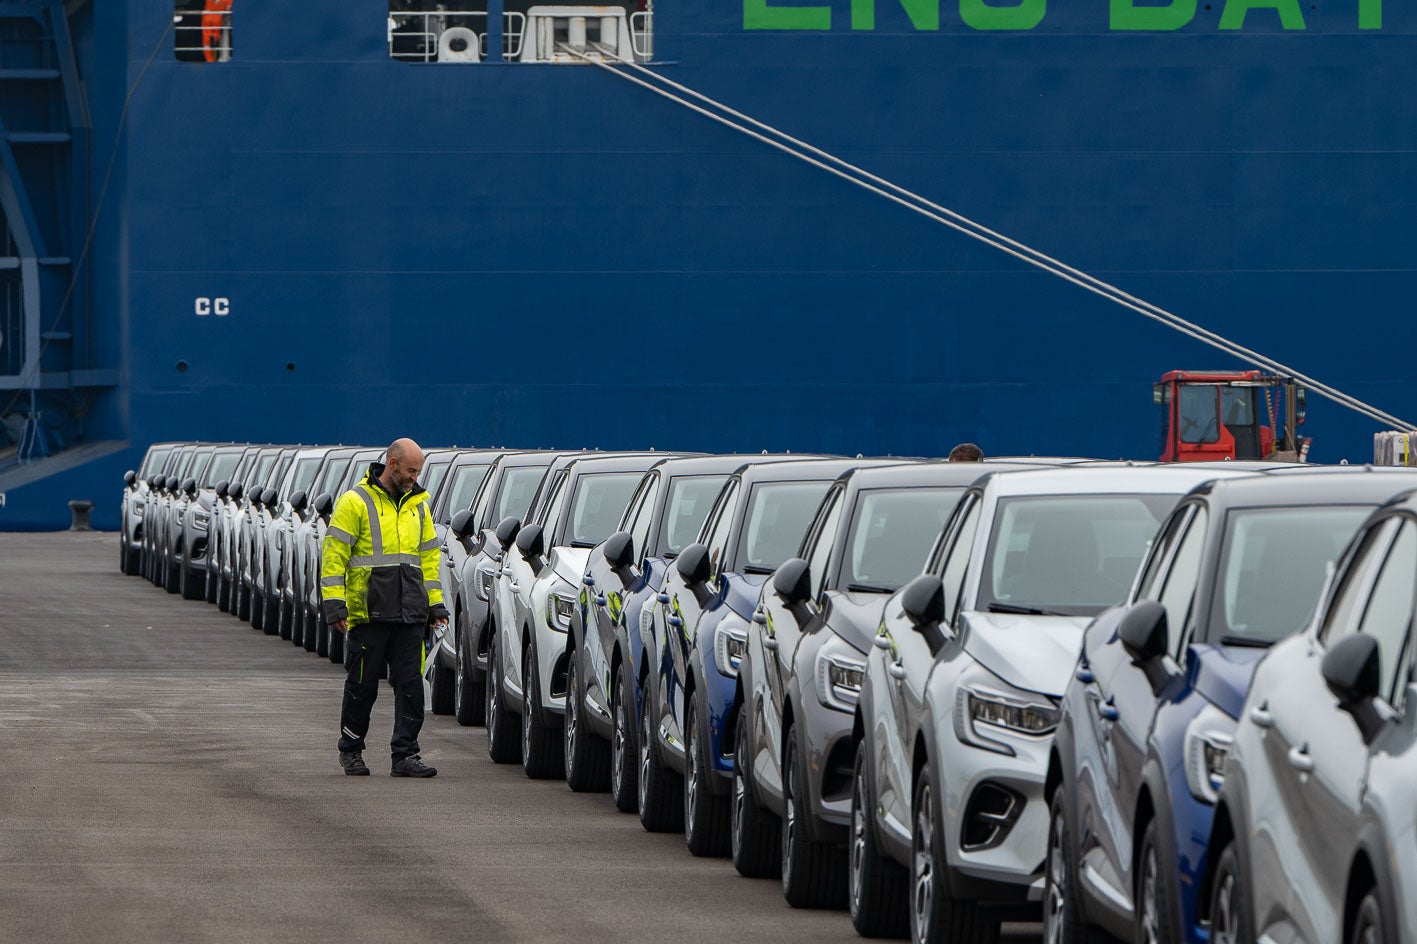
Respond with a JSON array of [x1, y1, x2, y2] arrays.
[[1046, 469, 1417, 944]]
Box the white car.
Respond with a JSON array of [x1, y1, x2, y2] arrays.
[[119, 441, 179, 576], [849, 464, 1254, 944]]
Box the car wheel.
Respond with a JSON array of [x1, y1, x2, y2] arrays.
[[205, 550, 219, 603], [1350, 889, 1387, 944], [261, 583, 280, 635], [454, 624, 485, 726], [610, 659, 638, 813], [732, 701, 781, 879], [520, 645, 564, 779], [782, 722, 847, 908], [283, 601, 298, 644], [1209, 841, 1252, 944], [912, 766, 995, 944], [430, 655, 455, 716], [485, 633, 520, 764], [180, 561, 203, 600], [313, 607, 328, 657], [1043, 788, 1088, 944], [237, 579, 252, 622], [684, 690, 730, 857], [1135, 818, 1179, 944], [123, 538, 142, 577], [850, 737, 907, 936], [564, 652, 611, 792], [164, 555, 181, 594], [637, 681, 684, 833]]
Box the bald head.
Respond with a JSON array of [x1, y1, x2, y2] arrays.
[[381, 438, 426, 496]]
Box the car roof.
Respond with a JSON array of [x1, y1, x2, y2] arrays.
[[982, 465, 1258, 498], [646, 453, 826, 478], [733, 456, 901, 485], [1188, 468, 1417, 509], [833, 460, 1049, 491], [563, 452, 678, 476]]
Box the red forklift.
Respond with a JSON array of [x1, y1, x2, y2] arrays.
[[1156, 370, 1309, 462]]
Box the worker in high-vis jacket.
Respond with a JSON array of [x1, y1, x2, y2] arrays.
[[322, 438, 447, 777]]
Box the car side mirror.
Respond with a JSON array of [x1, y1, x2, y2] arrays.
[[147, 475, 161, 490], [495, 516, 521, 547], [901, 574, 945, 627], [772, 558, 812, 607], [1323, 633, 1385, 744], [603, 531, 635, 570], [216, 480, 230, 499], [1119, 601, 1169, 662], [124, 470, 137, 487], [515, 523, 545, 559], [182, 477, 197, 496], [289, 490, 308, 514], [314, 492, 334, 518], [229, 482, 245, 502], [675, 543, 712, 586], [451, 508, 475, 539], [261, 487, 278, 508]]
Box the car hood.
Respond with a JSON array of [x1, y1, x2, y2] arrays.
[[549, 546, 591, 587], [959, 610, 1093, 698], [722, 572, 769, 618], [1190, 644, 1266, 719], [825, 590, 892, 655]]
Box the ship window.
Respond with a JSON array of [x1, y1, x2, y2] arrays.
[[174, 1, 232, 62]]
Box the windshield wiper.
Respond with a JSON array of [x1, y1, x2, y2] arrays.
[[987, 602, 1067, 616], [1218, 634, 1273, 649], [847, 583, 894, 594]]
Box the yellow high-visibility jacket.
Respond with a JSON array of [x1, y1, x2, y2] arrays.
[[320, 465, 445, 626]]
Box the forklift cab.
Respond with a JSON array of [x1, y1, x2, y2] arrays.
[[1156, 370, 1306, 462]]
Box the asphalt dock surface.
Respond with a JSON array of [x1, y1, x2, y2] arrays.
[[0, 532, 1042, 944]]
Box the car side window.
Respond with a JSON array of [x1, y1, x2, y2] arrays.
[[538, 472, 568, 529], [939, 497, 982, 627], [1134, 504, 1193, 603], [1356, 520, 1417, 706], [703, 481, 740, 578], [805, 488, 843, 600], [1321, 519, 1399, 645], [1156, 506, 1207, 655], [626, 474, 659, 561]]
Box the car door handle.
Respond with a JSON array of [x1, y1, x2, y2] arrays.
[[888, 661, 908, 681], [1287, 744, 1314, 774], [1096, 698, 1119, 722], [752, 609, 767, 625], [1250, 703, 1274, 729], [657, 593, 670, 604], [873, 634, 892, 650], [1075, 665, 1095, 684]]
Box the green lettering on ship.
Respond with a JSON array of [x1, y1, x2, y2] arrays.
[[1360, 0, 1382, 29], [743, 0, 832, 30], [1219, 0, 1306, 30], [1111, 0, 1196, 31], [959, 0, 1045, 30]]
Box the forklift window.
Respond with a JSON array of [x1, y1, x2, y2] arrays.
[[1178, 386, 1220, 444], [1221, 388, 1256, 426]]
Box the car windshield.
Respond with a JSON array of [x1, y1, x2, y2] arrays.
[[566, 472, 645, 547], [1211, 505, 1371, 645], [659, 474, 729, 556], [186, 451, 213, 486], [495, 466, 549, 525], [736, 480, 835, 574], [841, 486, 965, 593], [205, 452, 241, 487], [313, 455, 351, 498], [290, 457, 322, 494], [978, 493, 1178, 617], [441, 463, 492, 520], [140, 447, 172, 477]]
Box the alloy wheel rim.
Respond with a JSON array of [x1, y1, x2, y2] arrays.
[[732, 759, 746, 859], [522, 658, 533, 759], [612, 684, 626, 797], [782, 753, 797, 888], [487, 644, 500, 740], [639, 705, 653, 810], [685, 703, 698, 839], [1212, 872, 1235, 944], [1140, 840, 1160, 944], [1044, 808, 1067, 944], [454, 644, 465, 713], [565, 660, 578, 767], [913, 783, 934, 940], [850, 761, 867, 912]]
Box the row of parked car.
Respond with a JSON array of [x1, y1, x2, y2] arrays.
[[121, 442, 1417, 944]]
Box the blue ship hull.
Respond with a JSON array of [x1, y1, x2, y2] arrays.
[[2, 0, 1414, 528]]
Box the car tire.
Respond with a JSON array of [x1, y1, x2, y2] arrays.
[[485, 633, 521, 764], [637, 681, 684, 833], [122, 538, 141, 576], [180, 562, 203, 600], [205, 551, 219, 603], [217, 569, 231, 612], [1350, 890, 1387, 944], [430, 655, 455, 715], [454, 624, 485, 726], [610, 659, 638, 813], [520, 645, 564, 780], [684, 690, 730, 857], [782, 723, 847, 908], [564, 652, 611, 792], [1208, 841, 1252, 944], [1043, 788, 1088, 944], [237, 580, 251, 622], [301, 606, 317, 653], [732, 701, 781, 879], [261, 584, 280, 635], [911, 766, 995, 944], [164, 555, 181, 594], [313, 607, 328, 657], [850, 737, 907, 936], [1136, 817, 1180, 944]]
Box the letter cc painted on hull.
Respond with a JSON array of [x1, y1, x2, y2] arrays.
[[194, 297, 231, 317]]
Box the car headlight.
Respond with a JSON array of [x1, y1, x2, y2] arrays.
[[953, 665, 1059, 756], [1184, 702, 1235, 805], [476, 567, 495, 601], [714, 618, 749, 678], [547, 590, 576, 632], [815, 635, 867, 713]]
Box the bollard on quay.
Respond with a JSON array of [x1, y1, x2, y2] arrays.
[[68, 500, 94, 532]]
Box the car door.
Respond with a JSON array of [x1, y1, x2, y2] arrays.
[[588, 472, 657, 719], [504, 471, 567, 693], [1247, 516, 1398, 940]]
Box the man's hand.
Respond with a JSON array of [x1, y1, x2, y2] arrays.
[[430, 617, 449, 636], [333, 618, 348, 634]]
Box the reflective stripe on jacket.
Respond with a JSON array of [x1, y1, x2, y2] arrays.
[[320, 464, 443, 625]]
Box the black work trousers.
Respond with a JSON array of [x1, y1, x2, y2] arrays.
[[337, 621, 425, 763]]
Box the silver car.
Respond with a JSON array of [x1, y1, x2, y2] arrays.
[[1205, 488, 1417, 944], [120, 441, 179, 576]]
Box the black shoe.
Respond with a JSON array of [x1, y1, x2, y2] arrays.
[[340, 751, 370, 776], [391, 754, 437, 778]]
